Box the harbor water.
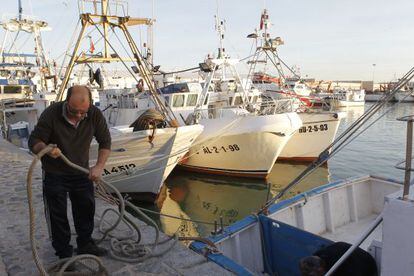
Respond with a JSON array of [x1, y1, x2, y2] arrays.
[[138, 102, 411, 237]]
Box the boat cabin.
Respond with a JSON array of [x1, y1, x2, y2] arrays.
[[0, 66, 35, 100]]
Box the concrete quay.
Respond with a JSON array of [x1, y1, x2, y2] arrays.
[[0, 139, 231, 275]]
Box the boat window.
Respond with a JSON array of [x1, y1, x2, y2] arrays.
[[186, 94, 198, 107], [4, 86, 21, 94], [234, 96, 243, 105], [172, 94, 185, 107]]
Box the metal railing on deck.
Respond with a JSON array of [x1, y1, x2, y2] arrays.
[[395, 115, 414, 199]]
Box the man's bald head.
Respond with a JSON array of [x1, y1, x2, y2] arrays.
[[65, 86, 92, 121], [66, 85, 91, 106]]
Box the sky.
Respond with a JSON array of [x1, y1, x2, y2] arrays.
[[2, 0, 414, 82]]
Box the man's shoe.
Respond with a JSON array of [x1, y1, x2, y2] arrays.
[[77, 242, 107, 256]]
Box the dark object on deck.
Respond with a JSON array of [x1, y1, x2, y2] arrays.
[[299, 242, 378, 276], [129, 109, 167, 132], [89, 68, 104, 88]]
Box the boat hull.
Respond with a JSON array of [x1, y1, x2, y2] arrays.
[[278, 112, 343, 161], [365, 93, 390, 102], [179, 112, 302, 178], [89, 124, 203, 197], [395, 92, 414, 102]]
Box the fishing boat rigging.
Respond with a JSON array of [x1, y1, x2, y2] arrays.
[[24, 0, 204, 198], [0, 0, 56, 98], [0, 0, 58, 147]]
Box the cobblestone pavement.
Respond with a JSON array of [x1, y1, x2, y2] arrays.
[[0, 140, 232, 275]]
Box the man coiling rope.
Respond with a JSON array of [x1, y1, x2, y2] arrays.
[[27, 86, 178, 274], [28, 144, 178, 275]]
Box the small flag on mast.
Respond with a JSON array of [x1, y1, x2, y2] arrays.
[[88, 36, 95, 54], [260, 9, 268, 30]]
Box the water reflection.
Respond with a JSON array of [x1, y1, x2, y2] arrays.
[[267, 163, 331, 199], [157, 163, 330, 237], [158, 171, 270, 237], [336, 105, 366, 124]]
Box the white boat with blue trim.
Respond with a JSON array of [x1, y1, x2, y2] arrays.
[[190, 175, 408, 275]]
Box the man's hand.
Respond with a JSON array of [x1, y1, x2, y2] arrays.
[[89, 164, 104, 182], [32, 142, 61, 158], [47, 147, 61, 159]]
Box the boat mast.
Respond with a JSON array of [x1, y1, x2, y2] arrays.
[[0, 0, 55, 92], [55, 0, 177, 125]]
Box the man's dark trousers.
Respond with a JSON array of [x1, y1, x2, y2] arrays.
[[43, 172, 95, 258]]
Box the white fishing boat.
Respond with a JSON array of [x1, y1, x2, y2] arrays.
[[394, 91, 414, 102], [0, 3, 56, 100], [89, 124, 203, 196], [174, 66, 300, 178], [252, 73, 312, 98], [365, 92, 390, 102], [322, 88, 366, 107], [278, 111, 345, 162], [0, 1, 57, 143], [191, 175, 404, 275], [245, 10, 344, 163], [179, 108, 301, 178], [49, 0, 204, 198]]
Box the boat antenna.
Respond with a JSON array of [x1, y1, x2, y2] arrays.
[[18, 0, 23, 20], [214, 12, 226, 59]]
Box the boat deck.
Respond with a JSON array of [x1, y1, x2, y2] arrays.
[[0, 139, 230, 275], [321, 213, 382, 250]]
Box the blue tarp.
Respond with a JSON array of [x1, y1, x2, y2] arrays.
[[259, 215, 333, 276], [159, 83, 190, 94]]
